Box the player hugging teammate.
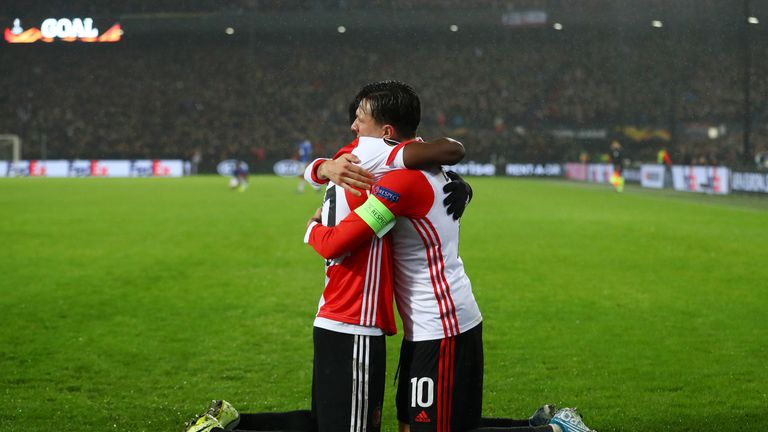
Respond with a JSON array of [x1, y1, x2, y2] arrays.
[[184, 81, 596, 432]]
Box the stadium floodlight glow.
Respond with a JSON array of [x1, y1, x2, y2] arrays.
[[748, 16, 759, 24], [450, 24, 459, 32], [337, 25, 346, 33], [652, 20, 663, 28], [225, 27, 234, 35], [553, 22, 563, 30]]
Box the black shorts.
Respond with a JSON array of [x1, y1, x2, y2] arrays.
[[312, 327, 386, 432], [396, 323, 483, 432]]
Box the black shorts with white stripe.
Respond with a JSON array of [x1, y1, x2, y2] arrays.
[[312, 327, 386, 432], [396, 323, 484, 432]]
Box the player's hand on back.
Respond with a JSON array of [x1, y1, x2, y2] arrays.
[[443, 171, 473, 220], [318, 154, 374, 197]]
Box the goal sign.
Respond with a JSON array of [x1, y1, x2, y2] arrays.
[[4, 17, 122, 44]]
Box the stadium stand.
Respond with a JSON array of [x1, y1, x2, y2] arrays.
[[1, 1, 766, 171]]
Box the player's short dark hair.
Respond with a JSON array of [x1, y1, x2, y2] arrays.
[[354, 80, 420, 138]]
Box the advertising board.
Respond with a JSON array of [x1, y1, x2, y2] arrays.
[[0, 160, 186, 177], [640, 165, 665, 189], [731, 171, 768, 194], [671, 166, 730, 194]]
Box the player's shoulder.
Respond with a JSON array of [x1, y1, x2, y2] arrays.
[[332, 138, 360, 159], [358, 136, 388, 146], [377, 169, 430, 192], [380, 168, 425, 180], [374, 169, 433, 215], [351, 137, 401, 173], [353, 136, 392, 154], [333, 136, 392, 159]]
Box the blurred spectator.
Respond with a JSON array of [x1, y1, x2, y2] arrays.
[[0, 26, 765, 170]]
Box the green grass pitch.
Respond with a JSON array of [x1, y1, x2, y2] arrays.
[[1, 176, 766, 431]]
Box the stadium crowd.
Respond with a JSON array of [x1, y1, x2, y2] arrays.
[[1, 28, 766, 171], [4, 0, 737, 15], [3, 0, 583, 15]]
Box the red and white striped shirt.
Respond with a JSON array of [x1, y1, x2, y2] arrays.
[[307, 167, 482, 342], [303, 136, 407, 336]]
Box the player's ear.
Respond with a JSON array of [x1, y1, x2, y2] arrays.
[[382, 125, 395, 139]]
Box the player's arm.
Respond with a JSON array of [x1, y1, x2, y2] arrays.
[[303, 154, 373, 189], [390, 138, 472, 219], [302, 138, 373, 193], [304, 170, 430, 259], [397, 137, 465, 169], [308, 137, 465, 196], [312, 153, 375, 195], [304, 201, 390, 259]]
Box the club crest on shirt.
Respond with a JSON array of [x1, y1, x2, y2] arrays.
[[372, 185, 400, 203]]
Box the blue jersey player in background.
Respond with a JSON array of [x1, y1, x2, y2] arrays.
[[296, 138, 319, 193]]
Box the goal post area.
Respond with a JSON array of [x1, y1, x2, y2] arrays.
[[0, 134, 21, 176]]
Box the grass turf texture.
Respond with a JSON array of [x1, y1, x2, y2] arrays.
[[0, 176, 766, 432]]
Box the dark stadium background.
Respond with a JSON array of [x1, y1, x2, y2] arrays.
[[3, 3, 768, 432], [1, 0, 767, 174]]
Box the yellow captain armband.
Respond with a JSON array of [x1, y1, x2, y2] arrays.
[[354, 194, 396, 237]]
